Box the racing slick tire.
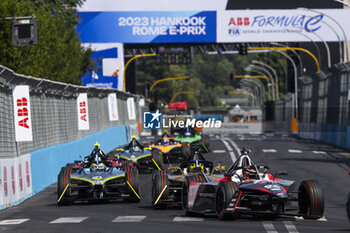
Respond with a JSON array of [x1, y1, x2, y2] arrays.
[[181, 142, 191, 159], [298, 180, 324, 219], [152, 170, 169, 209], [347, 192, 350, 222], [152, 149, 164, 170], [201, 134, 210, 152], [126, 167, 140, 203], [215, 181, 239, 220], [182, 175, 206, 217], [57, 166, 71, 206]]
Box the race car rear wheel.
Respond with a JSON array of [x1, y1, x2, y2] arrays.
[[126, 167, 140, 203], [346, 192, 350, 222], [152, 149, 164, 170], [152, 170, 169, 209], [201, 134, 210, 152], [182, 175, 206, 216], [298, 180, 324, 219], [181, 142, 191, 159], [216, 181, 239, 220]]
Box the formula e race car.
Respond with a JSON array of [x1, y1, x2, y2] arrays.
[[149, 131, 188, 163], [57, 144, 140, 205], [152, 151, 226, 209], [108, 136, 163, 172], [173, 127, 210, 152], [182, 149, 325, 220]]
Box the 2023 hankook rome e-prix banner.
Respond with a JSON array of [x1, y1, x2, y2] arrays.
[[77, 9, 350, 44]]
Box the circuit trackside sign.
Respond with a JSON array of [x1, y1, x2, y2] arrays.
[[77, 9, 350, 44], [77, 11, 217, 43], [13, 85, 33, 142], [77, 93, 89, 130]]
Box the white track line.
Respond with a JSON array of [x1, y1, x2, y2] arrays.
[[313, 151, 327, 154], [224, 137, 241, 157], [283, 221, 299, 233], [112, 216, 146, 222], [50, 217, 88, 224], [262, 149, 277, 153], [288, 149, 302, 153], [173, 217, 203, 222], [0, 219, 29, 225], [221, 139, 237, 162], [263, 222, 278, 233], [212, 150, 226, 153], [339, 152, 350, 156]]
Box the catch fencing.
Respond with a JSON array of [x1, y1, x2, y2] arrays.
[[266, 61, 350, 148], [0, 65, 146, 158]]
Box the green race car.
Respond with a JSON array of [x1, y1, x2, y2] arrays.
[[173, 127, 210, 153]]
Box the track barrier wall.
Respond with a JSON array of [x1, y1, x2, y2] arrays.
[[0, 65, 146, 209]]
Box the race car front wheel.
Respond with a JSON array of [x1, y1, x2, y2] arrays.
[[216, 181, 239, 220], [152, 170, 169, 209], [126, 167, 140, 203], [57, 166, 71, 206], [298, 180, 324, 219], [152, 149, 164, 170]]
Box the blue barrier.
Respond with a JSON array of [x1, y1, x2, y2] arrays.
[[30, 125, 127, 195]]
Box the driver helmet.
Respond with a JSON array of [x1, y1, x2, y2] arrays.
[[90, 163, 97, 172], [189, 160, 204, 172], [162, 137, 169, 144], [242, 167, 257, 180], [185, 128, 191, 137], [134, 146, 141, 152]]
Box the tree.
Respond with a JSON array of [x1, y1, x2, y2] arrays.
[[0, 0, 94, 84]]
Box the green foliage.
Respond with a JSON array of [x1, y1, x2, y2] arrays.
[[0, 0, 93, 84], [136, 52, 286, 108]]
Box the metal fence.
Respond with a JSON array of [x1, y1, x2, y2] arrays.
[[265, 62, 350, 132], [0, 65, 145, 158], [298, 63, 350, 127]]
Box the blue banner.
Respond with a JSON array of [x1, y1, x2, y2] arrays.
[[77, 11, 217, 43]]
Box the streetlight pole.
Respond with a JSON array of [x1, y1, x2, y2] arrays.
[[123, 53, 156, 92], [245, 65, 276, 100], [252, 60, 279, 98], [239, 80, 264, 106], [274, 50, 298, 120], [149, 76, 190, 92], [299, 8, 349, 62], [270, 42, 304, 76], [294, 25, 331, 67], [248, 46, 320, 72]]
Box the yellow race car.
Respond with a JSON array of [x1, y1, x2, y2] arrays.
[[149, 131, 190, 163]]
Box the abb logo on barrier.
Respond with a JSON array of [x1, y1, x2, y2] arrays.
[[13, 85, 33, 142], [79, 101, 87, 121], [77, 93, 89, 130], [228, 17, 250, 26], [17, 97, 29, 128]]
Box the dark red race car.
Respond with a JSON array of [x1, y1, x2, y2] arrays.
[[182, 150, 325, 220]]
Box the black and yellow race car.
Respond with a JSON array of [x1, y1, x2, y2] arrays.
[[108, 136, 163, 172], [57, 144, 140, 205]]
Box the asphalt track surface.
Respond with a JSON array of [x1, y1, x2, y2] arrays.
[[0, 133, 349, 233]]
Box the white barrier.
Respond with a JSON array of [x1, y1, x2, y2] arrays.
[[0, 154, 32, 208]]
